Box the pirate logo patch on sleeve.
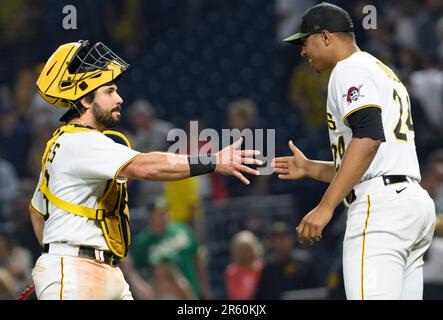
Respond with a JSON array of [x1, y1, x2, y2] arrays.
[[343, 84, 364, 104]]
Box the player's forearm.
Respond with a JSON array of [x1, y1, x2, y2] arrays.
[[305, 160, 336, 183], [319, 138, 381, 209], [122, 152, 192, 181], [29, 206, 44, 246]]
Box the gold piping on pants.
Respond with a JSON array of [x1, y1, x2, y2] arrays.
[[60, 257, 64, 300], [361, 195, 371, 300]]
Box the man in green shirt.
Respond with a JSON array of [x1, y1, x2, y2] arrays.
[[131, 196, 213, 299]]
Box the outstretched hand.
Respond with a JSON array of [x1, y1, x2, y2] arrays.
[[215, 137, 263, 185], [272, 140, 309, 180]]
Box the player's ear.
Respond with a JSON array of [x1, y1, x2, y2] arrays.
[[321, 30, 331, 46], [80, 97, 92, 110]]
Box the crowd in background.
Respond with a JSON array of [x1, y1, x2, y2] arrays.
[[0, 0, 443, 299]]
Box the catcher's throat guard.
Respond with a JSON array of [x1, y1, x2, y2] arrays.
[[39, 124, 132, 258]]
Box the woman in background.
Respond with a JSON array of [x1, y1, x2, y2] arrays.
[[224, 230, 263, 300]]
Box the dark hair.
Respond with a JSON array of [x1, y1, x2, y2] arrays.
[[79, 89, 96, 107], [61, 90, 96, 122]]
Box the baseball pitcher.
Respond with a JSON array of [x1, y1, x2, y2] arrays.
[[273, 2, 436, 299]]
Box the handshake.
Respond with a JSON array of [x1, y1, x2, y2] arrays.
[[214, 138, 308, 185], [215, 137, 330, 246]]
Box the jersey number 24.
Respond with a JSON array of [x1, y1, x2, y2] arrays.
[[377, 61, 414, 141], [393, 88, 414, 141]]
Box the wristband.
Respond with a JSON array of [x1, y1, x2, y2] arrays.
[[188, 154, 217, 177]]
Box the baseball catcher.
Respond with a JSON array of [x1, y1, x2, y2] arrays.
[[29, 40, 262, 300]]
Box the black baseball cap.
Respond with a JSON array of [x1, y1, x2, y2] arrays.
[[284, 2, 354, 45]]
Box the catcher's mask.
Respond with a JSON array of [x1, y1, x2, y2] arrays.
[[36, 40, 129, 121]]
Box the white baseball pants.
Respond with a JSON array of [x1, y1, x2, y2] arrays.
[[343, 177, 436, 300], [32, 249, 133, 300]]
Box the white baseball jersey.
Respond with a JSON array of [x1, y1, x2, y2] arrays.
[[31, 131, 140, 250], [325, 52, 436, 300], [326, 51, 421, 182]]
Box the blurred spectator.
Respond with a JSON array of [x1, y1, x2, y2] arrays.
[[224, 98, 270, 196], [389, 0, 420, 49], [421, 149, 443, 218], [409, 58, 443, 137], [275, 0, 314, 43], [0, 268, 15, 300], [0, 102, 31, 178], [164, 119, 215, 241], [0, 153, 19, 219], [119, 254, 155, 300], [416, 0, 443, 63], [0, 234, 33, 298], [121, 253, 196, 300], [254, 222, 318, 299], [25, 64, 65, 127], [363, 19, 395, 64], [14, 66, 41, 116], [25, 116, 59, 179], [151, 261, 197, 300], [184, 119, 226, 203], [128, 99, 173, 207], [396, 47, 423, 81], [227, 98, 258, 132], [9, 180, 43, 260], [225, 230, 263, 300], [164, 178, 204, 240], [403, 81, 443, 165], [130, 196, 213, 299], [129, 99, 173, 153], [423, 216, 443, 299], [10, 64, 62, 179], [28, 94, 65, 127], [275, 0, 314, 84], [287, 62, 329, 132], [421, 150, 443, 298]]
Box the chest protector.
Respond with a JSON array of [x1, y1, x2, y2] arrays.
[[39, 123, 132, 258]]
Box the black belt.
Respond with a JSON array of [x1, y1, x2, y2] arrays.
[[43, 244, 120, 267], [381, 175, 410, 186], [346, 175, 411, 205]]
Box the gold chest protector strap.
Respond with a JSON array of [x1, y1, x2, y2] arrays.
[[38, 124, 132, 257]]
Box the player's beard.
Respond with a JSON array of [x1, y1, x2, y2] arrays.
[[91, 101, 121, 128]]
